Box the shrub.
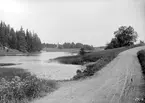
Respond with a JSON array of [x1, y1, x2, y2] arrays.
[[137, 50, 145, 73], [137, 49, 145, 101], [79, 48, 85, 56], [76, 69, 82, 74], [73, 70, 84, 80], [0, 68, 57, 103]]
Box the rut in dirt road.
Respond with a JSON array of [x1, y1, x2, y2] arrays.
[[32, 46, 145, 103]]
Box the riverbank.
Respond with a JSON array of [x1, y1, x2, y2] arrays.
[[42, 48, 80, 53], [0, 48, 26, 56], [0, 63, 21, 66], [32, 45, 145, 103], [42, 47, 103, 53], [0, 48, 42, 56], [54, 44, 145, 80], [0, 67, 57, 103], [137, 49, 145, 102]]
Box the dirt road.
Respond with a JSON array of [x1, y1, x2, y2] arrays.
[[33, 46, 145, 103]]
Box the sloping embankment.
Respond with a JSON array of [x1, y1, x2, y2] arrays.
[[32, 46, 145, 103]]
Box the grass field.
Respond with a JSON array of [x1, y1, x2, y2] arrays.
[[0, 67, 57, 103]]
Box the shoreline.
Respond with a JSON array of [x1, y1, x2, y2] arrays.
[[0, 51, 41, 56], [0, 63, 21, 66], [42, 48, 80, 53]]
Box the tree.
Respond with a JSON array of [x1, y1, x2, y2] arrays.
[[105, 26, 138, 49], [0, 22, 6, 46], [8, 28, 17, 49], [17, 27, 27, 52], [76, 43, 83, 48], [31, 33, 42, 52], [25, 30, 33, 52], [0, 21, 42, 52], [79, 48, 85, 56], [140, 40, 145, 44], [83, 44, 94, 50]]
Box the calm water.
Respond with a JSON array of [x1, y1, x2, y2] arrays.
[[0, 52, 81, 80]]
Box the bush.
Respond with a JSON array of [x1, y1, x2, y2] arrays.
[[73, 70, 84, 80], [76, 69, 82, 74], [137, 49, 145, 101], [0, 68, 57, 103], [137, 50, 145, 73], [79, 48, 85, 56]]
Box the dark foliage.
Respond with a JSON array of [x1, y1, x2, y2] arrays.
[[55, 55, 83, 65], [137, 50, 145, 74], [0, 68, 57, 103], [140, 40, 145, 45], [79, 48, 85, 56], [105, 26, 138, 49], [0, 21, 42, 52], [42, 43, 57, 48], [137, 49, 145, 102], [42, 42, 94, 50]]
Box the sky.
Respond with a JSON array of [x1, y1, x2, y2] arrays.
[[0, 0, 145, 46]]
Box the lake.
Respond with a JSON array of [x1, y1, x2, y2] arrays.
[[0, 52, 82, 80]]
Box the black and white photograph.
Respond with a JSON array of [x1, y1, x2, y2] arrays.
[[0, 0, 145, 103]]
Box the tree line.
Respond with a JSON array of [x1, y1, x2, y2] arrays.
[[42, 42, 94, 50], [0, 21, 42, 52]]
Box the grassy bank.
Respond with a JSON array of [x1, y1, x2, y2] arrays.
[[0, 68, 57, 103], [73, 47, 128, 79], [137, 50, 145, 73], [137, 49, 145, 101], [0, 48, 25, 56], [55, 44, 144, 80], [0, 48, 41, 56], [0, 63, 20, 66], [55, 45, 143, 65]]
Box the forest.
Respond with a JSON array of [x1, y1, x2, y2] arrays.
[[0, 21, 42, 52]]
